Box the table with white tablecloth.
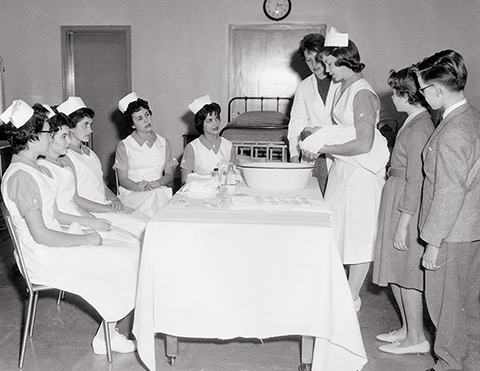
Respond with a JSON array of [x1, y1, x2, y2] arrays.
[[132, 178, 367, 371]]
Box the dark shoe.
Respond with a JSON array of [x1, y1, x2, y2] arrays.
[[298, 363, 312, 371]]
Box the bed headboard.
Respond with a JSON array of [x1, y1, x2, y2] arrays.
[[228, 96, 293, 122]]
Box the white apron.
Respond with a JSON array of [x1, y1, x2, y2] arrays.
[[2, 160, 140, 321], [116, 134, 172, 218], [66, 148, 106, 204], [38, 158, 142, 240], [325, 79, 386, 264], [65, 149, 149, 238], [191, 137, 232, 175]]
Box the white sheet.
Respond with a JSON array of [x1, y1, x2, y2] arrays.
[[133, 178, 367, 371]]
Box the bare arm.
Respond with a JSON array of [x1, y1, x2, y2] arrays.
[[25, 209, 102, 247], [53, 202, 111, 231]]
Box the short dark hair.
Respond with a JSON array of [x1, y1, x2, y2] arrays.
[[48, 112, 71, 134], [415, 49, 467, 92], [123, 98, 152, 126], [4, 104, 48, 154], [67, 107, 95, 129], [297, 33, 326, 60], [194, 103, 221, 135], [323, 40, 365, 73], [388, 68, 428, 108]]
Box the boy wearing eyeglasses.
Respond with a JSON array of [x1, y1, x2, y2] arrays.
[[415, 50, 480, 371]]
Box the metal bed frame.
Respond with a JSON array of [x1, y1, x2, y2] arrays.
[[224, 96, 292, 162]]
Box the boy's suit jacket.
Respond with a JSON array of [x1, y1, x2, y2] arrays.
[[420, 102, 480, 246]]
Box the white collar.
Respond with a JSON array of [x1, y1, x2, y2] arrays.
[[443, 99, 467, 119]]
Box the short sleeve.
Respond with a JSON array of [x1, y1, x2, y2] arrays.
[[113, 141, 128, 171], [353, 89, 380, 127], [180, 143, 195, 173], [6, 170, 43, 217], [164, 138, 179, 168]]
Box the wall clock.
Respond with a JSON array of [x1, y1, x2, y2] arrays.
[[263, 0, 292, 22]]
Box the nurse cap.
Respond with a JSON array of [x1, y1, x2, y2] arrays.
[[188, 94, 212, 114], [324, 27, 349, 47], [42, 104, 56, 119], [0, 100, 34, 128], [57, 96, 86, 116], [118, 92, 139, 113]]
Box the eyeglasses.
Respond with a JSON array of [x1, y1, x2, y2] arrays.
[[419, 84, 435, 96], [38, 130, 51, 134]]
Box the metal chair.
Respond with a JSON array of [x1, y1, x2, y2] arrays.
[[1, 202, 113, 368]]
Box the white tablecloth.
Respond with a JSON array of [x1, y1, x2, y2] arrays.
[[133, 178, 367, 370]]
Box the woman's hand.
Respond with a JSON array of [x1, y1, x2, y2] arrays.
[[301, 149, 320, 161], [108, 198, 125, 212], [85, 217, 112, 231], [137, 180, 149, 191], [393, 225, 408, 250], [422, 244, 440, 270], [146, 180, 161, 190]]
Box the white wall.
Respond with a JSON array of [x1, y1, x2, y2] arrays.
[[0, 0, 479, 159]]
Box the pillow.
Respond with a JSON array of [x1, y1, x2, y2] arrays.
[[229, 111, 289, 127]]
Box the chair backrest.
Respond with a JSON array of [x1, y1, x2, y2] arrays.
[[1, 201, 35, 293]]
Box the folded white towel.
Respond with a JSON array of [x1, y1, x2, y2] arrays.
[[179, 173, 220, 199], [300, 125, 389, 174]]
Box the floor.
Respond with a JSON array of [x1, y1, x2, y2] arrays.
[[0, 224, 436, 371]]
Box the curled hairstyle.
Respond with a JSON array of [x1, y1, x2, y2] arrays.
[[194, 103, 221, 135], [323, 40, 365, 73], [67, 107, 95, 129], [297, 33, 326, 60], [388, 68, 428, 108], [48, 112, 71, 134], [415, 49, 467, 92], [124, 98, 152, 127], [3, 104, 48, 154]]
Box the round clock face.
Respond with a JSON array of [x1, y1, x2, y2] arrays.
[[263, 0, 292, 21]]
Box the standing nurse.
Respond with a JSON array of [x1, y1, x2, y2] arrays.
[[307, 28, 387, 311]]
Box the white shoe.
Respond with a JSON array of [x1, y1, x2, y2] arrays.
[[376, 330, 407, 343], [353, 297, 362, 312], [379, 340, 430, 355], [92, 328, 137, 355]]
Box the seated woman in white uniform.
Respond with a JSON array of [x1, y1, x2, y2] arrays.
[[56, 96, 149, 239], [113, 93, 177, 218], [0, 100, 139, 355], [37, 106, 139, 240], [181, 95, 237, 183]]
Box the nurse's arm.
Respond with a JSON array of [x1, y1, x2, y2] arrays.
[[24, 209, 102, 247]]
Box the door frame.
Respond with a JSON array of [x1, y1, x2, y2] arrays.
[[61, 25, 131, 99]]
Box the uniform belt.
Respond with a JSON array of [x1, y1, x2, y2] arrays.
[[388, 168, 405, 178]]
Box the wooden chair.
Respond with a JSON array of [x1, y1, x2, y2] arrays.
[[1, 202, 113, 368]]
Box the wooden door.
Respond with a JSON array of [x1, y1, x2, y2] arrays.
[[62, 26, 131, 187]]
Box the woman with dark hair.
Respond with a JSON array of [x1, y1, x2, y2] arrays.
[[113, 92, 177, 218], [181, 94, 237, 183], [57, 96, 149, 238], [0, 101, 139, 355], [287, 33, 340, 195], [373, 68, 434, 354], [302, 28, 388, 311]]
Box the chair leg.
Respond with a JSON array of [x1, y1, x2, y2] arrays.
[[56, 290, 65, 306], [28, 292, 40, 338], [19, 292, 35, 368], [103, 320, 113, 363]]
